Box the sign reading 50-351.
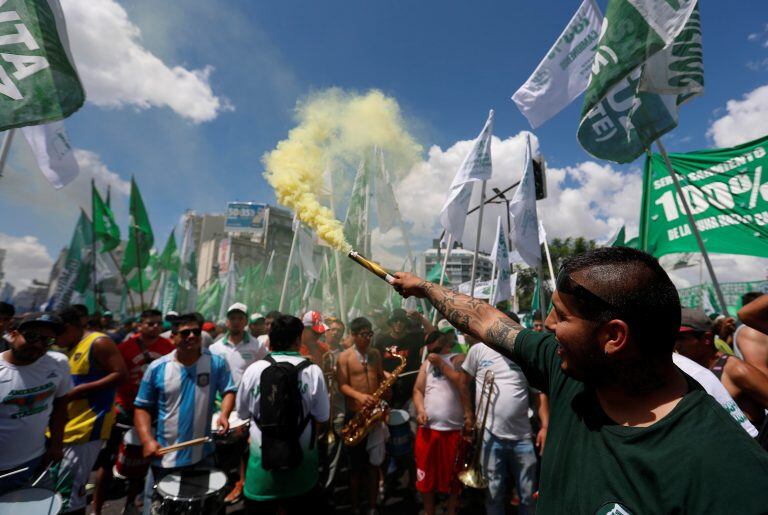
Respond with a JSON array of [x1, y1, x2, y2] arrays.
[[225, 202, 266, 235]]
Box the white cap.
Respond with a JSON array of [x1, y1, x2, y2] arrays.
[[437, 319, 455, 334], [249, 312, 265, 323], [227, 303, 248, 316]]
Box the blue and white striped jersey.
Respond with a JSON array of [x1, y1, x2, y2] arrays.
[[135, 349, 236, 468]]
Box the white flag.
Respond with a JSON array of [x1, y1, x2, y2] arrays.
[[490, 217, 512, 306], [511, 0, 603, 128], [20, 120, 80, 189], [439, 110, 494, 244], [538, 220, 547, 246], [297, 223, 319, 280], [509, 135, 541, 270]]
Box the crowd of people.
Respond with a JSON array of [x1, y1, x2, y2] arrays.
[[1, 247, 768, 513]]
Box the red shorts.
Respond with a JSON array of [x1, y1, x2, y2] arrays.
[[414, 426, 462, 494]]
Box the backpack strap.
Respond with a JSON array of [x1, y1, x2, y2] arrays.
[[294, 358, 315, 448], [265, 354, 277, 365]]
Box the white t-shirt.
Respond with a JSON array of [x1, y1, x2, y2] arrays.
[[0, 351, 73, 469], [210, 333, 268, 386], [236, 352, 329, 447], [672, 352, 758, 437], [422, 353, 464, 431], [462, 343, 532, 440]]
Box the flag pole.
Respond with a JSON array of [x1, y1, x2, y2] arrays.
[[656, 139, 729, 316], [489, 246, 498, 308], [133, 224, 145, 310], [107, 250, 136, 314], [469, 181, 487, 297], [541, 233, 557, 290], [431, 234, 454, 324], [91, 180, 98, 314], [538, 267, 547, 321], [0, 129, 15, 179], [279, 216, 300, 313]]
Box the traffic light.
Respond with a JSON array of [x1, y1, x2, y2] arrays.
[[533, 156, 547, 200]]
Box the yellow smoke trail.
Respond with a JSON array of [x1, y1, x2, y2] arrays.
[[263, 89, 421, 252]]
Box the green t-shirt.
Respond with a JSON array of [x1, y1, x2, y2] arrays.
[[513, 329, 768, 514]]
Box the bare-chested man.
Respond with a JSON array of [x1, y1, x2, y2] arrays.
[[337, 317, 387, 514], [735, 292, 768, 378]]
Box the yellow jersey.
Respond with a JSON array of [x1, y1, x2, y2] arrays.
[[63, 331, 117, 444]]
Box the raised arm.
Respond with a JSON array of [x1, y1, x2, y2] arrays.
[[738, 295, 768, 334], [392, 272, 523, 360]]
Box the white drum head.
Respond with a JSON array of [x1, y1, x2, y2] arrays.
[[0, 487, 63, 515], [388, 409, 410, 425], [211, 411, 249, 431], [156, 468, 227, 500]]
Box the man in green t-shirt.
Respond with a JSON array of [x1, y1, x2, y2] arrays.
[[392, 247, 768, 514]]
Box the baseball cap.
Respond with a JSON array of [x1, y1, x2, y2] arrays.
[[249, 313, 265, 324], [437, 319, 455, 334], [202, 321, 216, 333], [680, 308, 713, 333], [103, 311, 113, 318], [18, 313, 64, 334], [302, 310, 326, 334], [226, 303, 248, 316], [165, 311, 180, 323]]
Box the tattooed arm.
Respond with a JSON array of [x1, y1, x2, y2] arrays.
[[391, 272, 523, 360]]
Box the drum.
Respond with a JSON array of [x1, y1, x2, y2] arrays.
[[210, 411, 249, 445], [0, 487, 63, 515], [114, 428, 151, 480], [386, 409, 412, 458], [152, 467, 227, 515]]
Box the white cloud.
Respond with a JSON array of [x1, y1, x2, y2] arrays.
[[62, 0, 232, 123], [0, 233, 54, 289], [707, 84, 768, 147], [392, 132, 641, 257]]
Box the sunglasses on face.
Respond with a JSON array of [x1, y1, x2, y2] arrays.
[[21, 331, 56, 347], [176, 328, 202, 338], [356, 331, 374, 338]]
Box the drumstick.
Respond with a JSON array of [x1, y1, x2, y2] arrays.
[[0, 466, 28, 479], [157, 437, 211, 456]]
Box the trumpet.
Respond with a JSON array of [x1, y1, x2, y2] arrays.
[[457, 370, 495, 489], [321, 350, 338, 447]]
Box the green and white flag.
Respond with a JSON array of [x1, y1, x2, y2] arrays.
[[490, 216, 512, 306], [121, 177, 154, 292], [176, 213, 198, 312], [51, 209, 91, 309], [21, 120, 79, 188], [639, 133, 768, 259], [577, 0, 702, 163], [0, 0, 85, 130], [92, 181, 120, 253], [344, 159, 370, 253]]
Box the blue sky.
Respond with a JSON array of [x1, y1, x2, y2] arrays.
[[2, 0, 768, 288]]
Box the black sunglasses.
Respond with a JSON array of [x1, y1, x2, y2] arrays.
[[176, 328, 202, 338], [356, 331, 374, 338], [21, 331, 56, 347]]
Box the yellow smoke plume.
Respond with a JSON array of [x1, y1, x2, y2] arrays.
[[263, 89, 422, 252]]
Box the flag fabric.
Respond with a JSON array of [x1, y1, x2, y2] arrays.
[[577, 1, 702, 163], [701, 285, 720, 319], [92, 181, 120, 253], [610, 226, 626, 247], [490, 217, 512, 306], [50, 210, 91, 309], [176, 213, 198, 312], [439, 110, 494, 245], [639, 134, 768, 259], [218, 254, 238, 321], [344, 160, 370, 252], [0, 0, 85, 131], [121, 177, 154, 292], [258, 250, 280, 313], [374, 148, 400, 233], [508, 135, 541, 270], [196, 279, 224, 321], [157, 230, 181, 274], [297, 221, 319, 280], [20, 120, 79, 188], [426, 262, 448, 285], [154, 230, 180, 313], [512, 0, 603, 128]]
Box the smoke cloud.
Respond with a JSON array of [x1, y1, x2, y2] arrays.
[[263, 88, 422, 251]]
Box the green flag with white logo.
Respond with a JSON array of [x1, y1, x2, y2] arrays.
[[50, 209, 91, 309], [577, 0, 702, 163], [121, 177, 154, 292], [0, 0, 85, 130], [639, 133, 768, 259], [92, 181, 120, 253]]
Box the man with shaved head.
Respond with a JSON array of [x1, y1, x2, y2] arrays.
[[392, 247, 768, 514]]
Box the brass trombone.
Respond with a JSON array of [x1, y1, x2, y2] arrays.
[[457, 369, 495, 489]]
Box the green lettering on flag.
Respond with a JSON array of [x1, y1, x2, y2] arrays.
[[639, 133, 768, 259], [0, 0, 85, 130], [121, 177, 154, 292], [92, 181, 120, 253], [577, 0, 702, 163]]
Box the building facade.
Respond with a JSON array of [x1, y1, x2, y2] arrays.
[[422, 241, 494, 286]]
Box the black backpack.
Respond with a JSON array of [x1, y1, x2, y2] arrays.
[[256, 354, 313, 471]]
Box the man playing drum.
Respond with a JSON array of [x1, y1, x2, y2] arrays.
[[0, 314, 71, 494], [134, 313, 236, 515]]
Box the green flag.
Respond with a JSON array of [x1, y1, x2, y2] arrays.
[[92, 181, 120, 253], [121, 177, 154, 292], [426, 262, 449, 285], [0, 0, 85, 131], [639, 134, 768, 259], [343, 160, 370, 252], [610, 226, 626, 247], [157, 230, 180, 273], [577, 1, 702, 163], [50, 210, 92, 309]]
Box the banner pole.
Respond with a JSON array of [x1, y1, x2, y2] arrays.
[[108, 251, 136, 314], [657, 139, 729, 316], [279, 217, 300, 313], [133, 225, 145, 310], [91, 181, 98, 314], [0, 129, 15, 179], [541, 233, 557, 290], [469, 181, 487, 298]]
